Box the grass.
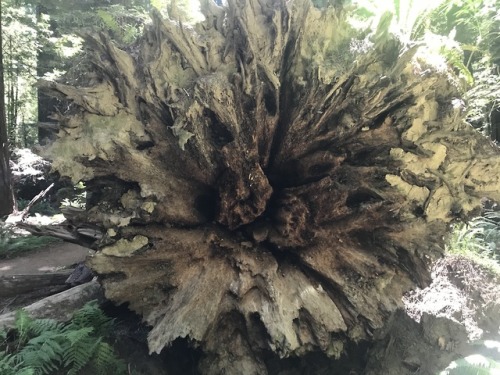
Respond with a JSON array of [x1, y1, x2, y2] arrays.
[[446, 210, 500, 275], [0, 224, 61, 260]]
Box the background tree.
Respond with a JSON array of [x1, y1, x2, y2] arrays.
[[1, 0, 43, 148], [1, 0, 153, 148], [0, 0, 15, 216]]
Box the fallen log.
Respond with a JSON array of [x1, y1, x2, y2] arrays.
[[38, 0, 500, 373], [0, 271, 72, 298]]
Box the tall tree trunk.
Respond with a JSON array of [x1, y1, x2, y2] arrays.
[[36, 4, 61, 145], [39, 1, 500, 373], [0, 0, 15, 217]]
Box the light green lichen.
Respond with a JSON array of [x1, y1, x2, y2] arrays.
[[101, 235, 149, 257]]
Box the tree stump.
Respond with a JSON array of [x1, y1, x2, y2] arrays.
[[40, 0, 500, 373]]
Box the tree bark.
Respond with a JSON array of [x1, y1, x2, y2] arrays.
[[0, 271, 72, 298], [39, 1, 500, 373], [0, 0, 15, 217], [0, 280, 103, 328]]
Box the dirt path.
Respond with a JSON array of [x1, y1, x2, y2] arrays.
[[0, 243, 91, 276]]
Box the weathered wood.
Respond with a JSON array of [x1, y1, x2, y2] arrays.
[[38, 0, 500, 373], [23, 183, 54, 214], [18, 222, 102, 248], [0, 280, 104, 328], [0, 271, 72, 298]]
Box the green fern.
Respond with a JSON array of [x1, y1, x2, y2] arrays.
[[28, 319, 63, 337], [96, 9, 121, 34], [439, 354, 500, 375], [91, 341, 127, 375], [0, 352, 35, 375], [18, 331, 65, 375], [15, 309, 33, 346], [63, 327, 97, 375], [0, 301, 127, 375], [439, 42, 475, 86], [0, 222, 60, 260], [67, 300, 114, 336]]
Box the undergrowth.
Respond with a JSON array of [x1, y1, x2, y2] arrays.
[[446, 209, 500, 274], [0, 223, 60, 259], [17, 199, 60, 217], [439, 340, 500, 375], [0, 301, 127, 375], [443, 209, 500, 374]]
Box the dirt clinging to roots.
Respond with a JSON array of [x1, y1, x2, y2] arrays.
[[404, 255, 500, 341]]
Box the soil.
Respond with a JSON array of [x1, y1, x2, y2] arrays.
[[363, 254, 500, 375], [404, 255, 500, 341], [0, 242, 91, 276]]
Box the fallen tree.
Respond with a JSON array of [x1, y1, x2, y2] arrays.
[[0, 280, 103, 328], [0, 271, 71, 299], [38, 0, 500, 373]]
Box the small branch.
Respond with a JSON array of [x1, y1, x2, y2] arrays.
[[37, 122, 60, 131], [20, 183, 55, 221]]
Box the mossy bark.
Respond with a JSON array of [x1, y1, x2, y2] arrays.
[[40, 1, 500, 373]]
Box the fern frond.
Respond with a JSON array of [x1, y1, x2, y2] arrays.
[[4, 301, 125, 375], [15, 368, 36, 375], [15, 310, 33, 345], [69, 300, 114, 336], [0, 352, 16, 371], [440, 354, 500, 375], [91, 341, 127, 375], [96, 9, 121, 33], [0, 353, 36, 375], [63, 328, 98, 375], [28, 319, 63, 337], [18, 331, 64, 375]]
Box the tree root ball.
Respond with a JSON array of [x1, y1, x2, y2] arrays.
[[40, 1, 500, 373]]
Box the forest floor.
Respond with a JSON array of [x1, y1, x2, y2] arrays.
[[0, 242, 90, 276]]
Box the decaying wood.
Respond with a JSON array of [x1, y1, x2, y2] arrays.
[[21, 183, 55, 219], [0, 271, 72, 298], [0, 280, 103, 328], [39, 0, 500, 373], [18, 221, 102, 248]]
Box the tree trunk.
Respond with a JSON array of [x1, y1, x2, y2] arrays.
[[39, 1, 500, 373], [0, 0, 15, 217], [36, 4, 62, 145]]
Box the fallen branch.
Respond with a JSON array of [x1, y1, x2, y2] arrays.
[[5, 183, 55, 225], [20, 183, 55, 220]]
